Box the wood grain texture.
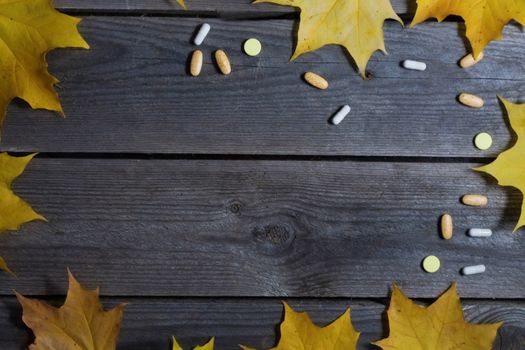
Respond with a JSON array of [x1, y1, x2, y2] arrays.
[[54, 0, 414, 15], [0, 157, 523, 298], [1, 18, 524, 157], [1, 296, 523, 349]]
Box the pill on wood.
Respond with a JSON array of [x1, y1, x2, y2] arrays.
[[304, 72, 329, 90], [402, 60, 427, 71], [422, 255, 440, 273], [190, 50, 203, 77], [331, 105, 351, 125], [243, 38, 262, 57], [215, 49, 231, 75], [461, 264, 486, 275], [461, 194, 488, 207], [474, 132, 493, 150], [459, 51, 484, 68], [468, 228, 493, 238], [458, 93, 484, 108], [193, 23, 211, 46], [440, 214, 453, 240]]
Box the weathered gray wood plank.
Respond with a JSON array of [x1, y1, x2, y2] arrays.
[[2, 18, 524, 157], [0, 157, 523, 298], [1, 296, 524, 349], [53, 0, 414, 15]]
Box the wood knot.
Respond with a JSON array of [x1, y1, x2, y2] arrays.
[[227, 200, 243, 215], [251, 224, 295, 255]]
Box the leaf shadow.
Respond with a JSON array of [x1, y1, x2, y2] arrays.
[[456, 22, 473, 54], [4, 298, 34, 349], [403, 0, 417, 15]]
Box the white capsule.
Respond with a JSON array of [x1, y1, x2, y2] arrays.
[[331, 105, 351, 125], [194, 23, 211, 46], [461, 264, 486, 275], [468, 228, 493, 238], [402, 60, 427, 71]]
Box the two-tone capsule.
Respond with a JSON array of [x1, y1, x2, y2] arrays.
[[215, 49, 232, 75], [459, 93, 484, 108], [461, 194, 488, 207]]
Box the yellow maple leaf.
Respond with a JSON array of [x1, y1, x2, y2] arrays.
[[411, 0, 525, 58], [16, 270, 126, 350], [240, 302, 359, 350], [475, 97, 525, 232], [173, 0, 186, 8], [253, 0, 402, 77], [173, 336, 214, 350], [374, 283, 502, 350], [0, 0, 89, 129], [0, 153, 45, 232]]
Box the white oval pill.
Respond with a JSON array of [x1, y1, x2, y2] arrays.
[[402, 60, 427, 71], [194, 23, 211, 46], [331, 105, 351, 125], [468, 228, 493, 238], [461, 264, 486, 275]]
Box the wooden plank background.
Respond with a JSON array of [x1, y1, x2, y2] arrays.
[[2, 17, 524, 157], [0, 297, 524, 349], [1, 0, 525, 348], [1, 158, 524, 298]]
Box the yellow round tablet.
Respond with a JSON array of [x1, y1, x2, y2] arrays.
[[422, 255, 440, 273], [244, 38, 262, 56], [474, 132, 493, 150]]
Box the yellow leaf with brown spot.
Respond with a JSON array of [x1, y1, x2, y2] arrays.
[[16, 270, 126, 350], [240, 302, 359, 350], [475, 98, 525, 232], [0, 0, 89, 130], [253, 0, 403, 77], [173, 336, 214, 350], [411, 0, 525, 58], [374, 283, 502, 350]]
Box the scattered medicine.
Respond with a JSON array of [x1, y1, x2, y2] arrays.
[[440, 214, 453, 240], [461, 264, 486, 276], [422, 255, 440, 273], [190, 50, 203, 77], [460, 52, 484, 68], [474, 132, 493, 150], [459, 93, 484, 108], [304, 72, 329, 90], [194, 23, 211, 46], [215, 49, 232, 75], [331, 105, 351, 125], [461, 194, 488, 207], [243, 38, 262, 57], [468, 228, 493, 238], [402, 60, 427, 71]]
